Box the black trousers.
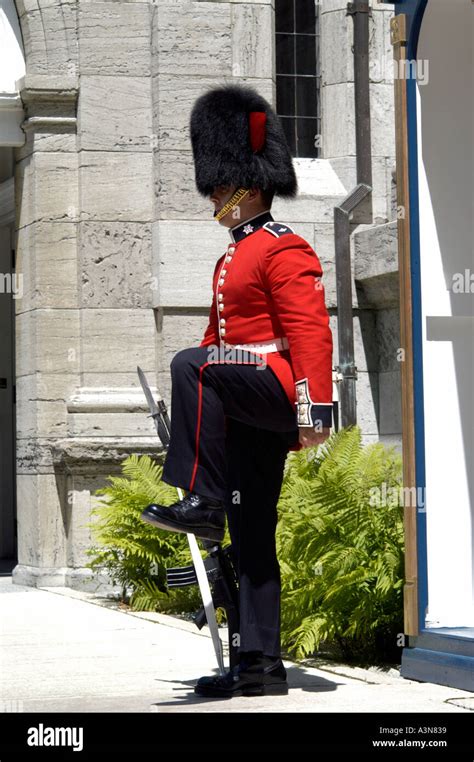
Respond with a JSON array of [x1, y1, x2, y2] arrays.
[[162, 346, 299, 658]]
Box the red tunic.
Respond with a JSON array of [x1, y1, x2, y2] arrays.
[[199, 213, 333, 445]]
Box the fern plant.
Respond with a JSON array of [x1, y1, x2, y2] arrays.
[[87, 431, 404, 664], [277, 426, 404, 664], [86, 454, 200, 613]]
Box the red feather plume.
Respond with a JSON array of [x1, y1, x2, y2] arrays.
[[249, 111, 267, 153]]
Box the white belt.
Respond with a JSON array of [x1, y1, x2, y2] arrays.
[[225, 337, 289, 354]]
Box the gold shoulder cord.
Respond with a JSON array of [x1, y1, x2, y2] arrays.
[[215, 188, 250, 221]]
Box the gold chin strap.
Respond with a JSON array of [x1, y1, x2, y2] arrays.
[[215, 187, 250, 222]]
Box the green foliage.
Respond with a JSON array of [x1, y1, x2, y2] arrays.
[[86, 454, 201, 613], [277, 426, 404, 664], [87, 430, 404, 664]]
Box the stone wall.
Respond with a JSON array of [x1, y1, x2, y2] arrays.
[[10, 0, 400, 588]]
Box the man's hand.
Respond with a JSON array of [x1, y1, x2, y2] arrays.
[[298, 426, 331, 448]]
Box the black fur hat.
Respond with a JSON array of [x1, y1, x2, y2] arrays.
[[190, 84, 297, 198]]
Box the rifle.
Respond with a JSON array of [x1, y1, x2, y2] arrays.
[[137, 367, 240, 674]]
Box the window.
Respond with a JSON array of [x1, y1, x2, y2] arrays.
[[275, 0, 321, 158]]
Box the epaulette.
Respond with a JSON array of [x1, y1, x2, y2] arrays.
[[263, 221, 295, 238]]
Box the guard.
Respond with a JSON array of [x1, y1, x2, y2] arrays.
[[141, 84, 333, 698]]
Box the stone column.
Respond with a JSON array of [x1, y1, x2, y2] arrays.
[[13, 0, 161, 590], [13, 76, 81, 586]]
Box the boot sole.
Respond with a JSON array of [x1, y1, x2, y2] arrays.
[[141, 509, 225, 543], [194, 682, 289, 698]]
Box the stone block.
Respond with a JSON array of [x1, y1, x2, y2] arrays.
[[15, 129, 78, 162], [293, 158, 347, 196], [355, 220, 398, 278], [79, 151, 153, 222], [79, 76, 153, 151], [331, 311, 378, 372], [333, 368, 379, 434], [152, 76, 218, 152], [155, 150, 210, 219], [151, 2, 231, 77], [155, 311, 210, 404], [16, 373, 77, 439], [328, 158, 392, 223], [354, 369, 379, 435], [370, 83, 396, 158], [79, 222, 154, 308], [322, 84, 395, 164], [231, 3, 273, 80], [15, 152, 79, 229], [372, 156, 394, 223], [272, 194, 346, 224], [320, 8, 352, 87], [16, 309, 81, 377], [15, 222, 79, 312], [369, 4, 395, 85], [195, 0, 272, 4], [67, 411, 157, 438], [65, 473, 110, 568], [379, 369, 402, 434], [376, 307, 401, 372], [16, 439, 57, 475], [16, 473, 68, 568], [152, 220, 228, 308], [80, 370, 156, 388], [78, 2, 151, 76], [356, 310, 379, 372], [322, 83, 355, 158], [377, 433, 402, 452], [66, 385, 157, 438], [20, 2, 79, 77], [80, 309, 156, 374], [354, 220, 399, 307], [321, 0, 356, 11], [328, 156, 356, 191]]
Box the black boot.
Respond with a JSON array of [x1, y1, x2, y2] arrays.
[[194, 652, 288, 698], [140, 492, 225, 542]]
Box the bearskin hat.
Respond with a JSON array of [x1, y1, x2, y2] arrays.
[[190, 84, 297, 198]]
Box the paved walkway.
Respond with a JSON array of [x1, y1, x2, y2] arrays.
[[0, 577, 472, 713]]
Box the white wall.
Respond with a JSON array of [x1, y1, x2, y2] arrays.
[[0, 0, 24, 92], [0, 0, 25, 146], [417, 0, 474, 627]]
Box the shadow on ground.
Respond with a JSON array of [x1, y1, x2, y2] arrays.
[[152, 665, 340, 706]]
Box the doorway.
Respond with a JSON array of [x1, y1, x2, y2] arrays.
[[0, 148, 16, 570]]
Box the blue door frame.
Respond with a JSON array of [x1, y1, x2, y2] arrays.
[[391, 0, 474, 691]]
